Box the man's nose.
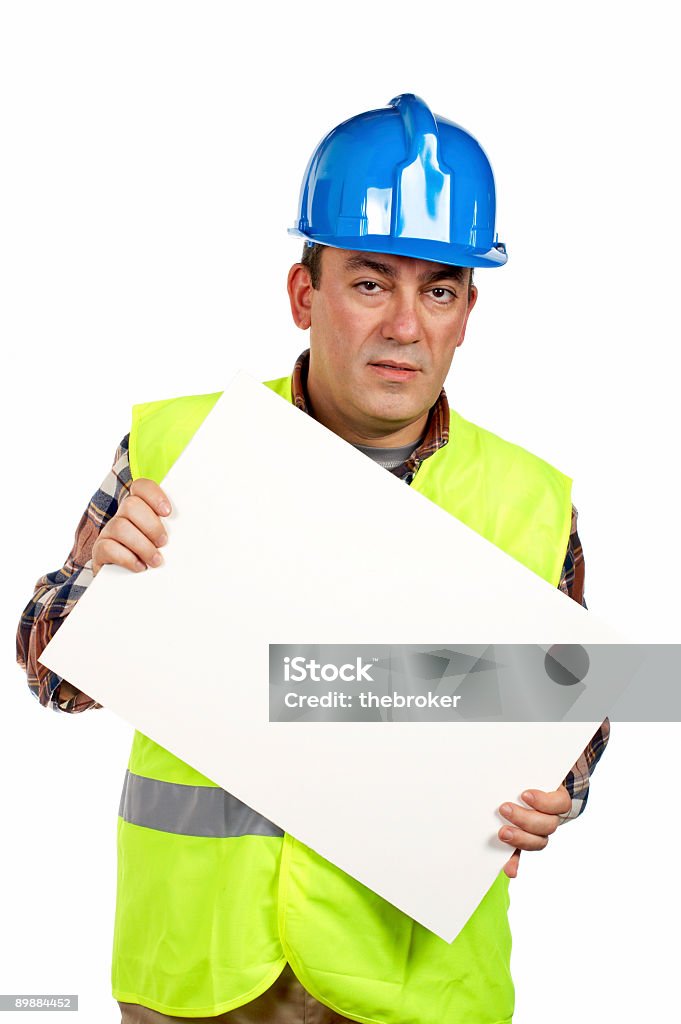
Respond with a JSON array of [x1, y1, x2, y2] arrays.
[[380, 293, 421, 344]]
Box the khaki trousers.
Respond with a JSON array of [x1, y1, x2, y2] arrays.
[[117, 965, 356, 1023]]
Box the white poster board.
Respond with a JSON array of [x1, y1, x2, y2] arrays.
[[40, 372, 625, 941]]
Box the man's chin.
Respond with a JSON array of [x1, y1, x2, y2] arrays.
[[357, 399, 429, 433]]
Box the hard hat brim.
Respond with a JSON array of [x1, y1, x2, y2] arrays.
[[288, 229, 507, 269]]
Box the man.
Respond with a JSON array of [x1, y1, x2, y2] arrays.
[[17, 94, 609, 1024]]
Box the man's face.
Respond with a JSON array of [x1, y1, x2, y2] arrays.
[[287, 246, 478, 445]]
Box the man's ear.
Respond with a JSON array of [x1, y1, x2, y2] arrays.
[[455, 284, 478, 349], [287, 264, 313, 331]]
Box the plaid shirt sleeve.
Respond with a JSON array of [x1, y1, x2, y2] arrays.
[[15, 434, 132, 713], [555, 504, 611, 824]]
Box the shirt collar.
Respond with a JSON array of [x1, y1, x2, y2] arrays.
[[291, 348, 449, 478]]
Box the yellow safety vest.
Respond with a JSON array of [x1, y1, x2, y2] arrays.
[[112, 374, 573, 1023]]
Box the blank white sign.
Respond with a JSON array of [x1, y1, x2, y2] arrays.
[[40, 372, 625, 941]]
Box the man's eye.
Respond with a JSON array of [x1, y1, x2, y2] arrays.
[[356, 281, 383, 293], [430, 287, 456, 302]]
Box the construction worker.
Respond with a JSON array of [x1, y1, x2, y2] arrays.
[[17, 94, 610, 1024]]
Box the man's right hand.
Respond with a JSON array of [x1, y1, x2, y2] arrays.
[[92, 478, 172, 577]]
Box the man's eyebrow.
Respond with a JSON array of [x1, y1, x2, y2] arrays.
[[343, 255, 398, 278], [418, 266, 466, 286], [343, 254, 465, 287]]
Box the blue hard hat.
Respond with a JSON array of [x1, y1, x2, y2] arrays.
[[289, 93, 507, 269]]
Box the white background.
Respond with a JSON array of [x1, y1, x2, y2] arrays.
[[1, 2, 678, 1021]]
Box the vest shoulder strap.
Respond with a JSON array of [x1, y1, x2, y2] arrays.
[[130, 378, 291, 482], [129, 391, 222, 482], [262, 375, 293, 401], [411, 408, 573, 585]]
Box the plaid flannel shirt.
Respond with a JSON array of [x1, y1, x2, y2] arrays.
[[16, 349, 610, 823]]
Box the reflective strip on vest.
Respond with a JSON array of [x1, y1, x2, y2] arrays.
[[118, 770, 284, 838]]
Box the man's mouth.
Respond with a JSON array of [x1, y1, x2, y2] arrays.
[[369, 361, 420, 380]]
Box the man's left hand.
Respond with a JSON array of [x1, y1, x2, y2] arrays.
[[498, 785, 572, 878]]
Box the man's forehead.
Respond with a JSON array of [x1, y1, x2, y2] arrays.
[[338, 249, 468, 283]]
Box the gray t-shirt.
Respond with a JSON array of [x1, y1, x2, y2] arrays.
[[353, 437, 423, 471]]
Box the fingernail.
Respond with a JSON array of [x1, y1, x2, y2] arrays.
[[521, 791, 535, 804], [157, 533, 167, 547], [501, 829, 514, 841], [500, 804, 513, 818], [151, 552, 163, 567], [159, 501, 171, 515]]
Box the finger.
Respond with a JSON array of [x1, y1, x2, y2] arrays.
[[93, 537, 148, 574], [499, 825, 549, 852], [503, 850, 521, 878], [129, 477, 172, 517], [520, 786, 572, 815], [498, 802, 559, 837], [105, 515, 166, 568], [117, 494, 169, 549]]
